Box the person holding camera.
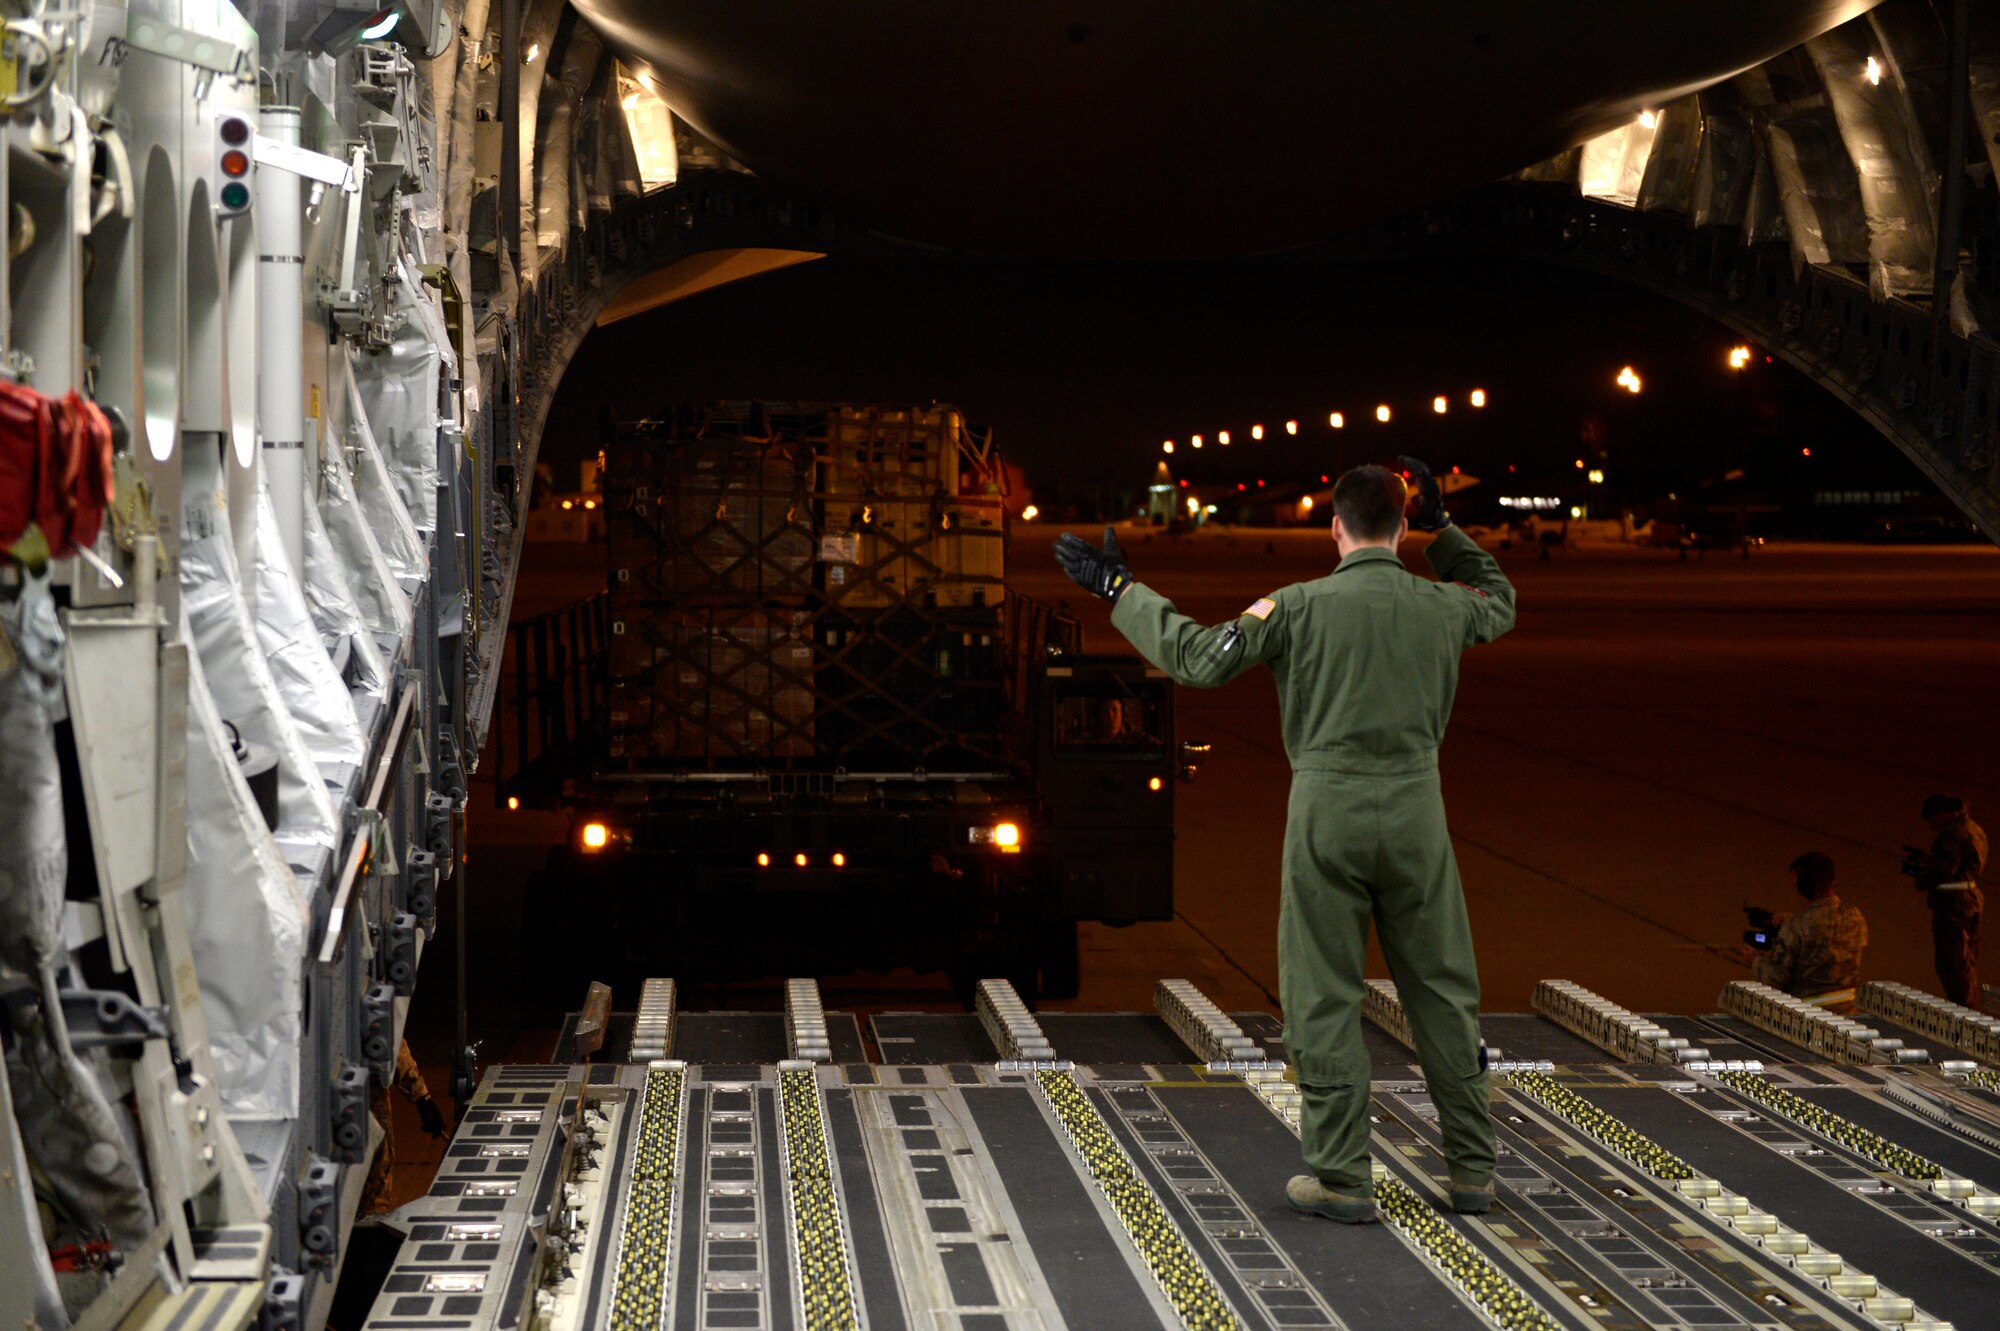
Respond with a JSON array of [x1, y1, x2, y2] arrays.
[[1055, 458, 1513, 1225], [1904, 795, 1988, 1008], [361, 1040, 453, 1214], [1744, 852, 1867, 1002]]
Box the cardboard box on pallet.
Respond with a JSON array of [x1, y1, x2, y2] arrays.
[[819, 404, 972, 608], [608, 612, 672, 679], [931, 497, 1005, 608], [603, 403, 1011, 768], [814, 606, 1006, 766], [820, 496, 1006, 610], [605, 435, 815, 605], [819, 499, 932, 608], [824, 405, 963, 496], [608, 609, 815, 760]]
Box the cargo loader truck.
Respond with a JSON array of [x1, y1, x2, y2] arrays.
[[500, 402, 1203, 998]]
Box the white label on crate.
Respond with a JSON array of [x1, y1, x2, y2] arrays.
[[829, 566, 847, 585], [819, 535, 859, 564]]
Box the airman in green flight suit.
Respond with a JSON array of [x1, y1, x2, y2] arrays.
[[1056, 458, 1514, 1223]]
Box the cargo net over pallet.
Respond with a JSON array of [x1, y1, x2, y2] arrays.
[[602, 402, 1039, 770]]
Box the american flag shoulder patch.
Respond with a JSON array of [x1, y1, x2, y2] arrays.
[[1242, 597, 1277, 620]]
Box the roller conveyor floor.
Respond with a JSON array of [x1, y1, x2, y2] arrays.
[[367, 980, 2000, 1331]]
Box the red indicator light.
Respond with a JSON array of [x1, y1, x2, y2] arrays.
[[219, 117, 251, 146], [221, 150, 250, 177]]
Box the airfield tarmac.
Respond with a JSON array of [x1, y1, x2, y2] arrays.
[[1005, 524, 2000, 1017]]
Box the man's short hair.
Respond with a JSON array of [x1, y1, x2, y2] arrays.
[[1789, 851, 1835, 894], [1922, 794, 1964, 820], [1332, 465, 1406, 542]]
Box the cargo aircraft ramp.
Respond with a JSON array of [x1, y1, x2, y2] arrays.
[[362, 977, 2000, 1331]]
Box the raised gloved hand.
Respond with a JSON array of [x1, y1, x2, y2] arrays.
[[416, 1095, 450, 1140], [1054, 526, 1133, 602], [1398, 455, 1451, 532]]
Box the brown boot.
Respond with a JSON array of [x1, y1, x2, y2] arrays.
[[1286, 1175, 1378, 1224]]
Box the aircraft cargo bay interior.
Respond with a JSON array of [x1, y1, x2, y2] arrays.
[[4, 3, 2000, 1331]]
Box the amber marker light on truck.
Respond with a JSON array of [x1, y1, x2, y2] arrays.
[[832, 852, 847, 868], [968, 822, 1024, 852], [795, 852, 809, 868], [581, 821, 610, 850], [1149, 776, 1163, 791], [757, 853, 771, 867]]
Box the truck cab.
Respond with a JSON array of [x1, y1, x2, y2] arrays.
[[1035, 657, 1181, 925]]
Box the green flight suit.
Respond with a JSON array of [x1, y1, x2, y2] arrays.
[[1110, 526, 1516, 1193]]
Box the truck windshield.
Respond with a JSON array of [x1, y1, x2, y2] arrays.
[[1052, 680, 1168, 759]]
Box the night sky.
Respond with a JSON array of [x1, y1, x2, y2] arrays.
[[543, 252, 1939, 522]]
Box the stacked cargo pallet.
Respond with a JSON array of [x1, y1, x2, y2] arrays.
[[602, 403, 1012, 768], [606, 405, 817, 761], [814, 405, 1007, 762]]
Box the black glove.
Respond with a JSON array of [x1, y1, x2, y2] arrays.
[[416, 1096, 450, 1140], [1398, 455, 1451, 532], [1054, 527, 1133, 602]]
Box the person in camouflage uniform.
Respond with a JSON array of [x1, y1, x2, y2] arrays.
[[1753, 852, 1867, 999], [1912, 795, 1988, 1009], [362, 1041, 452, 1214]]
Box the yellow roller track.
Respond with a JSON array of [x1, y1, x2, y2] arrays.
[[609, 1066, 687, 1331], [1712, 1070, 1941, 1180], [778, 1067, 861, 1331], [1034, 1070, 1241, 1331]]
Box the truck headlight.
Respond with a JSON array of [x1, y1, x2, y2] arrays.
[[580, 821, 610, 851], [969, 822, 1023, 853]]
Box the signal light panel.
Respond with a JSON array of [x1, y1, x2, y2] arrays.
[[217, 113, 254, 215]]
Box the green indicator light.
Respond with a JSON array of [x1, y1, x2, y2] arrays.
[[220, 182, 251, 210]]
